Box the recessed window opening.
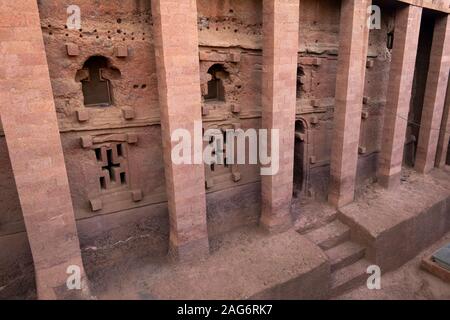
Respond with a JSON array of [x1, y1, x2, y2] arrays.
[[80, 56, 113, 107], [204, 64, 229, 102]]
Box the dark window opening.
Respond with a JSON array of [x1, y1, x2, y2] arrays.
[[293, 121, 307, 198], [446, 139, 450, 165], [120, 172, 127, 184], [296, 65, 305, 99], [95, 148, 102, 161], [106, 149, 115, 181], [204, 64, 228, 102], [99, 176, 106, 190], [95, 144, 127, 190], [222, 130, 229, 167], [79, 56, 114, 107], [207, 130, 229, 172], [387, 31, 394, 50]]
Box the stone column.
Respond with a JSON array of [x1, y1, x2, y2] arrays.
[[328, 0, 371, 208], [415, 14, 450, 173], [260, 0, 300, 233], [151, 0, 209, 261], [435, 76, 450, 168], [0, 0, 88, 299], [378, 5, 422, 189]]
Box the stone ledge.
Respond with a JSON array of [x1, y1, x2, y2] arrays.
[[339, 167, 450, 272], [153, 229, 329, 299]]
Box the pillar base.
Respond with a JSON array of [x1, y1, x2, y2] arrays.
[[378, 172, 401, 190], [414, 161, 432, 174], [435, 162, 447, 169], [36, 267, 92, 300], [260, 209, 293, 234], [50, 278, 92, 300], [328, 192, 354, 209], [168, 237, 210, 264]]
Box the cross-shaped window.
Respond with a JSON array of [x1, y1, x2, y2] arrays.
[[79, 56, 113, 107], [95, 144, 127, 190]]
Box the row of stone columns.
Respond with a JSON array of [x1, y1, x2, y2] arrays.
[[379, 5, 450, 189], [152, 0, 301, 252], [335, 1, 450, 205], [2, 0, 450, 299], [415, 13, 450, 173]]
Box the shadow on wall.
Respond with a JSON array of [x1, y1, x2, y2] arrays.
[[447, 139, 450, 165], [0, 116, 36, 299]]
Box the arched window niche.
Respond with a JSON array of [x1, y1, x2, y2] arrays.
[[76, 56, 121, 107], [204, 64, 229, 102]]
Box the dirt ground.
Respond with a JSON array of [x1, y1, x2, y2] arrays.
[[337, 231, 450, 300], [93, 226, 329, 300], [93, 228, 450, 300]]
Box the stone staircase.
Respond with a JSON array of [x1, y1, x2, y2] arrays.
[[302, 219, 370, 297]]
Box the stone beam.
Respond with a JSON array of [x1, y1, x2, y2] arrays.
[[397, 0, 450, 14], [328, 0, 371, 208], [0, 0, 88, 299], [378, 5, 422, 189], [151, 0, 209, 261], [260, 0, 300, 233]]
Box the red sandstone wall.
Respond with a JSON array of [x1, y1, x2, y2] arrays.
[[196, 0, 263, 236], [295, 1, 396, 199], [0, 0, 434, 298], [34, 0, 170, 275], [197, 0, 262, 49]]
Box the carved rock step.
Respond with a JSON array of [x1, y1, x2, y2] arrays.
[[305, 220, 350, 250], [326, 241, 366, 272], [331, 259, 371, 297]]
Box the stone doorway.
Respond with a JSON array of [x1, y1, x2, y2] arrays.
[[293, 119, 309, 198], [405, 9, 435, 167]]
